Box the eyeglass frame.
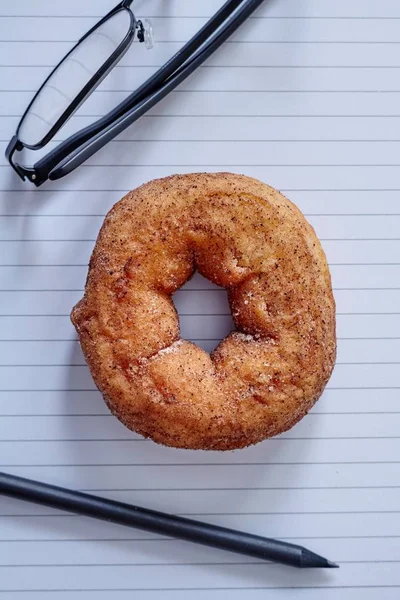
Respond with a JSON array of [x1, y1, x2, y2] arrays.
[[6, 0, 142, 184], [6, 0, 266, 187]]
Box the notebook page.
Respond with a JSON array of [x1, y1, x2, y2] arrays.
[[0, 0, 400, 597]]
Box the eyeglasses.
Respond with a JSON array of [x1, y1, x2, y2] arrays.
[[6, 0, 266, 187]]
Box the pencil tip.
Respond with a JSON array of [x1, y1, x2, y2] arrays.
[[301, 549, 339, 568]]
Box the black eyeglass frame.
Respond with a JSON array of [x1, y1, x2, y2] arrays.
[[6, 0, 266, 187], [6, 0, 139, 183]]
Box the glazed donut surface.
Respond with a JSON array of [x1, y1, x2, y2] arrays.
[[71, 173, 336, 450]]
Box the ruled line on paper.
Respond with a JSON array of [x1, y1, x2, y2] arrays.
[[0, 559, 398, 564]]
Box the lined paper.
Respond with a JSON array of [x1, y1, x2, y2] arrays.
[[1, 0, 400, 597]]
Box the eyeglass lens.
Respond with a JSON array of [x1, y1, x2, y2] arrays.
[[17, 8, 132, 147]]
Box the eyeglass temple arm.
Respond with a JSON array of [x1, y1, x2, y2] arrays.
[[30, 0, 246, 185], [49, 0, 267, 181]]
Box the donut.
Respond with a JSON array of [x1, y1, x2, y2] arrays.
[[71, 173, 336, 450]]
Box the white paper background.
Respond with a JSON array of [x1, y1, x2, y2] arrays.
[[0, 0, 400, 597]]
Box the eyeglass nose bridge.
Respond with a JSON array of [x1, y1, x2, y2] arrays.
[[136, 19, 154, 50]]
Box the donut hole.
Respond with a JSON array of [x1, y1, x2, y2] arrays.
[[174, 272, 235, 353]]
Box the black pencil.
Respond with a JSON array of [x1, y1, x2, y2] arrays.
[[0, 471, 338, 569]]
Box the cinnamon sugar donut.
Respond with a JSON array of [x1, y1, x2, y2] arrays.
[[71, 173, 336, 450]]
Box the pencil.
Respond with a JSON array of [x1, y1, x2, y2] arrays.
[[0, 471, 338, 569]]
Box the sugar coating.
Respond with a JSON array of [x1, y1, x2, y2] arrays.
[[71, 172, 336, 451]]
